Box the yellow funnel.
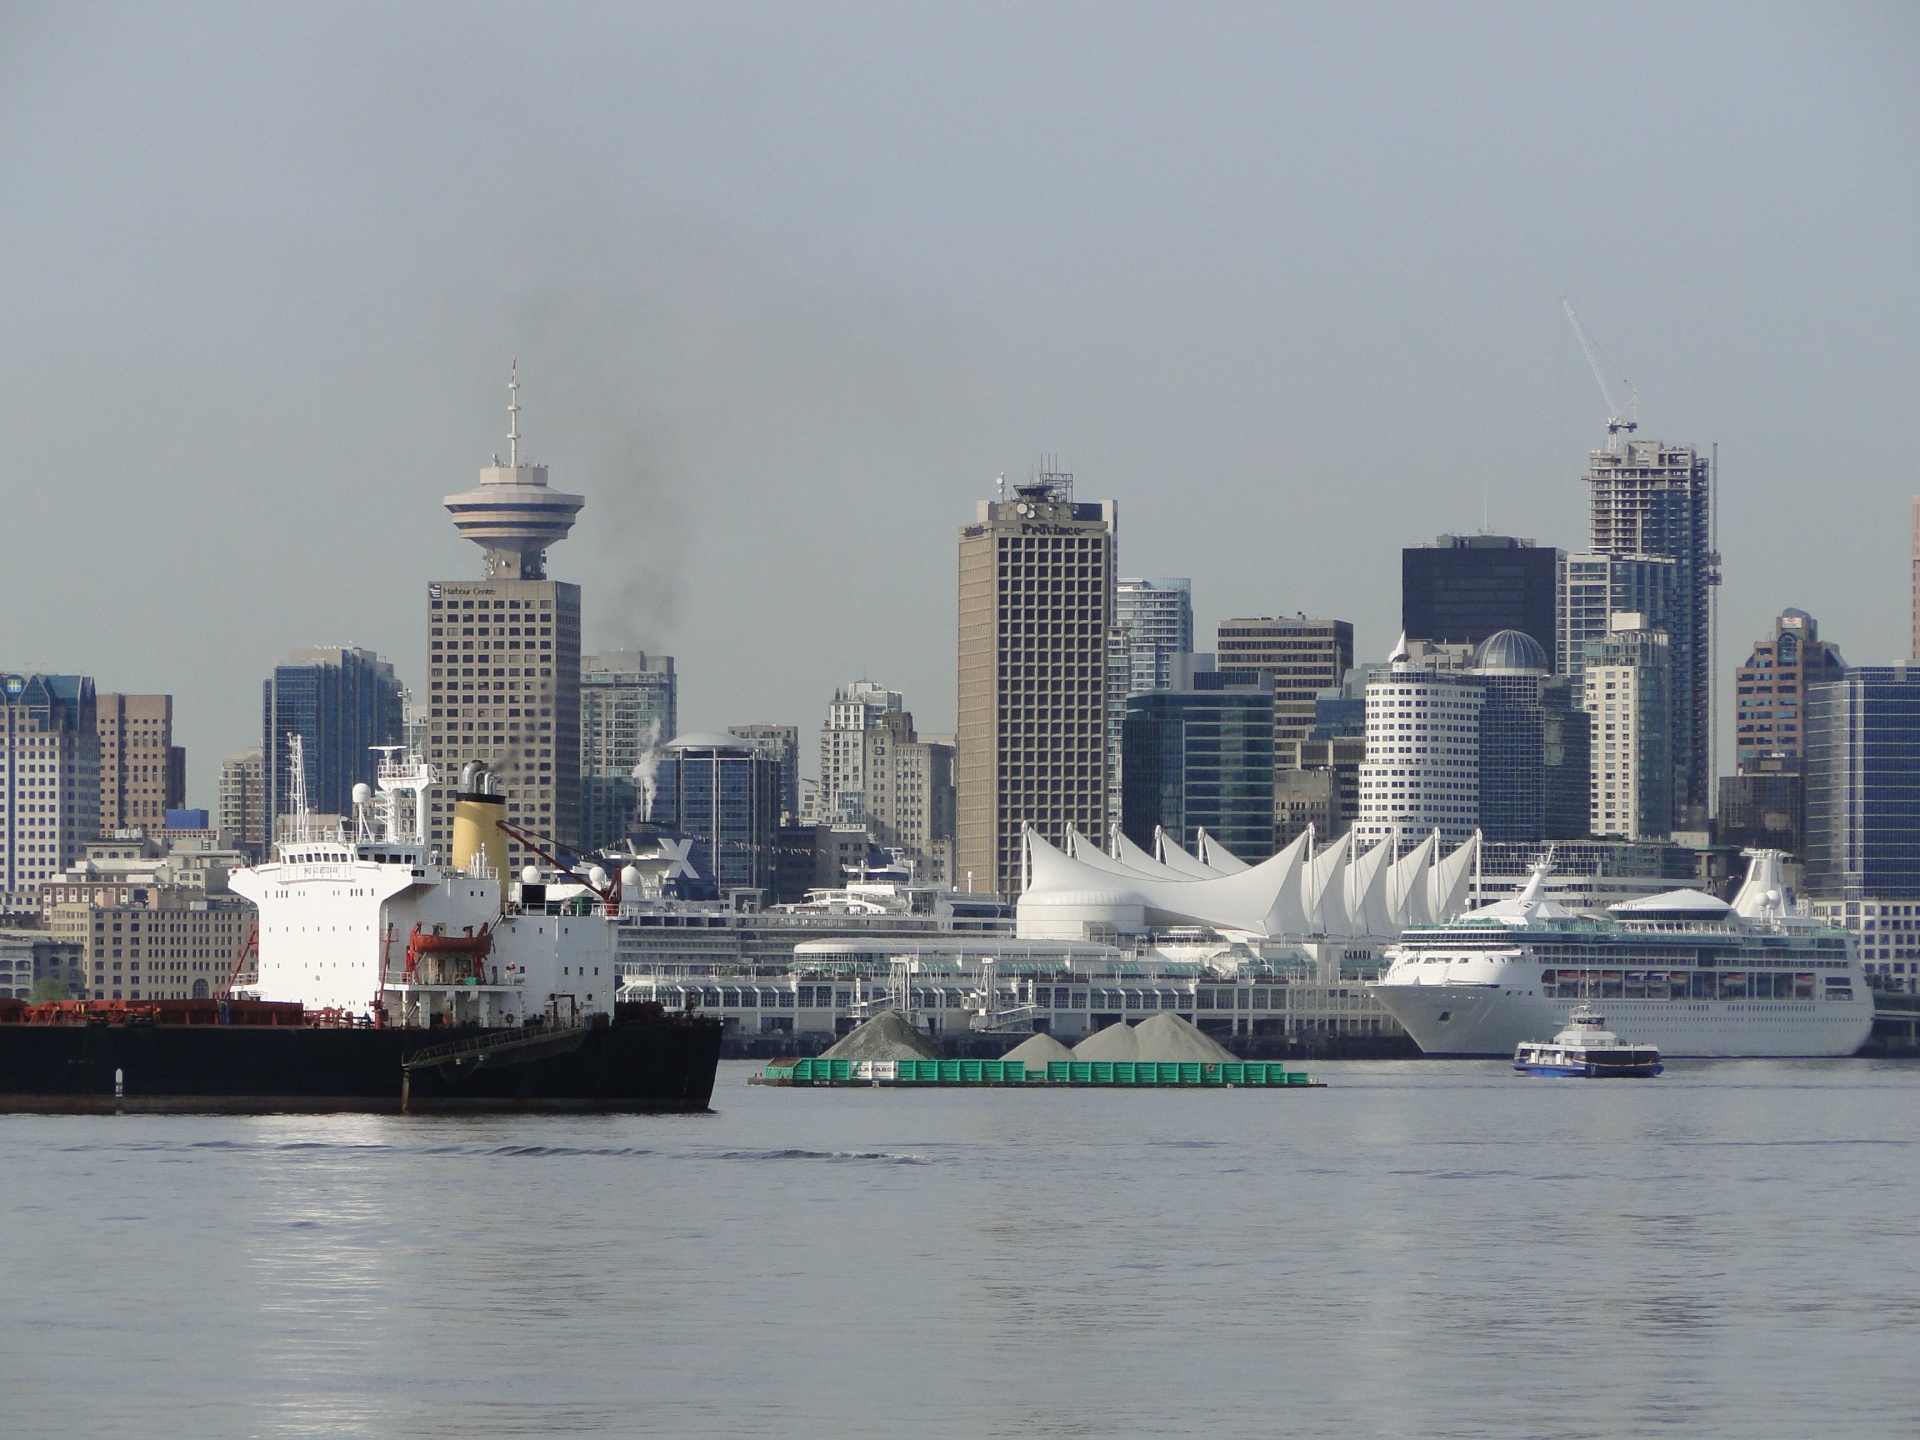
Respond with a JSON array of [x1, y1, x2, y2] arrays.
[[452, 790, 509, 905]]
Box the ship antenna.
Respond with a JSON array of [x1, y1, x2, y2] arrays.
[[507, 359, 520, 468]]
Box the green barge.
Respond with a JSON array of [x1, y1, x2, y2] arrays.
[[754, 1057, 1319, 1087]]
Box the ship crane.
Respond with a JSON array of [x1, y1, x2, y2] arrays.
[[1561, 296, 1638, 451], [494, 818, 622, 908]]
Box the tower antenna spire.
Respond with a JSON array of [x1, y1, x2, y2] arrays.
[[507, 359, 520, 468]]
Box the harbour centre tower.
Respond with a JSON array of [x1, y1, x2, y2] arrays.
[[424, 375, 585, 862]]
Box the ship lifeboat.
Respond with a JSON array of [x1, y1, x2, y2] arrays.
[[403, 924, 493, 982]]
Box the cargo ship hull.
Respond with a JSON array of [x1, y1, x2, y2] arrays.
[[0, 1016, 723, 1114]]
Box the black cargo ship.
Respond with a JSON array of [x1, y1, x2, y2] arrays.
[[0, 999, 722, 1114]]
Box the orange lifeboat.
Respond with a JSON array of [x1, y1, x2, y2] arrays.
[[403, 924, 493, 982]]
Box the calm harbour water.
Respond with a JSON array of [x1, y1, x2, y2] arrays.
[[5, 1058, 1920, 1439]]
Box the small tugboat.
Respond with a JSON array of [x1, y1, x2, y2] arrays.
[[1513, 1005, 1663, 1078]]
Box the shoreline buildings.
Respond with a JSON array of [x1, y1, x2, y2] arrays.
[[1473, 631, 1589, 844], [1583, 438, 1715, 827], [1121, 667, 1277, 862], [1805, 666, 1920, 988], [217, 746, 266, 861], [957, 470, 1116, 899], [96, 694, 183, 837], [729, 723, 800, 824], [1354, 639, 1484, 847], [1108, 577, 1194, 820], [1402, 534, 1558, 661], [811, 682, 954, 881], [261, 646, 402, 841], [1718, 610, 1846, 859], [0, 674, 101, 902], [580, 650, 677, 850], [426, 377, 584, 863], [1581, 614, 1673, 840], [652, 733, 782, 893]]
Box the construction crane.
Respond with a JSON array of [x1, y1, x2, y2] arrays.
[[1560, 297, 1638, 450]]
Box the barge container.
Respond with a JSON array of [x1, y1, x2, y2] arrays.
[[756, 1057, 1319, 1087]]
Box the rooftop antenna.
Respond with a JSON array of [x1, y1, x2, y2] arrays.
[[507, 359, 521, 467], [1560, 297, 1638, 453]]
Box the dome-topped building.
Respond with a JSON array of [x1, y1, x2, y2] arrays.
[[1472, 629, 1550, 675]]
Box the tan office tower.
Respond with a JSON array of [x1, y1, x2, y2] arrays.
[[97, 694, 182, 834], [218, 746, 266, 860], [425, 375, 585, 863], [957, 470, 1115, 900], [1214, 616, 1354, 746]]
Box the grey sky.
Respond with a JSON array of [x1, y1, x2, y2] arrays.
[[2, 3, 1915, 802]]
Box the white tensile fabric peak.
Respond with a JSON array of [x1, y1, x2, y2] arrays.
[[1021, 825, 1479, 941], [1155, 828, 1224, 878], [1198, 829, 1251, 874]]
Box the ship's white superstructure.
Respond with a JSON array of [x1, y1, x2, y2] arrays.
[[229, 744, 618, 1026], [1369, 851, 1872, 1058]]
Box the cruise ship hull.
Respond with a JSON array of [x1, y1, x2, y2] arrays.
[[1371, 982, 1873, 1059], [0, 1015, 723, 1114]]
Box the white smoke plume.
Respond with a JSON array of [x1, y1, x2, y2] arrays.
[[631, 718, 663, 823]]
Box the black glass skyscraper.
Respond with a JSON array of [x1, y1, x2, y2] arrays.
[[1402, 535, 1558, 661]]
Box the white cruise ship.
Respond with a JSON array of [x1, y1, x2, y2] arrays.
[[1369, 851, 1872, 1058]]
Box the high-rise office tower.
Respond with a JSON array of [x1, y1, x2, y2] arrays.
[[1581, 614, 1673, 841], [652, 734, 783, 893], [425, 375, 584, 864], [1911, 499, 1919, 661], [1805, 667, 1920, 902], [96, 694, 184, 835], [957, 470, 1116, 899], [262, 647, 403, 840], [814, 682, 955, 874], [579, 651, 677, 850], [815, 680, 902, 828], [1804, 667, 1920, 986], [1584, 439, 1715, 824], [1274, 670, 1368, 847], [218, 746, 266, 861], [1470, 632, 1590, 844], [1355, 644, 1484, 847], [1215, 616, 1354, 748], [1107, 578, 1194, 821], [1217, 615, 1355, 850], [0, 674, 101, 895], [1112, 578, 1193, 693], [1121, 668, 1276, 862], [729, 724, 800, 823], [1557, 552, 1677, 679], [1717, 609, 1846, 861], [1730, 609, 1846, 770], [1402, 535, 1559, 663], [1717, 756, 1806, 859]]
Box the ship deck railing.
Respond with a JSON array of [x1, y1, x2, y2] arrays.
[[400, 1017, 590, 1071]]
